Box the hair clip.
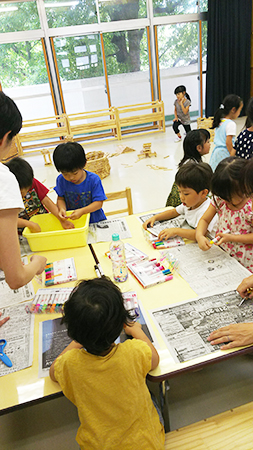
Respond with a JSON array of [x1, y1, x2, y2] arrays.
[[220, 104, 224, 109]]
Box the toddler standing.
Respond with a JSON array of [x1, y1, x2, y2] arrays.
[[196, 156, 253, 272], [173, 85, 191, 142]]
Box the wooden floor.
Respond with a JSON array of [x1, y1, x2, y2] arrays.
[[165, 401, 253, 450]]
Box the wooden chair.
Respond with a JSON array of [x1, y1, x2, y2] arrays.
[[104, 187, 133, 216]]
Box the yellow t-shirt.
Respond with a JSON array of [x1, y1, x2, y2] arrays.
[[54, 339, 165, 450]]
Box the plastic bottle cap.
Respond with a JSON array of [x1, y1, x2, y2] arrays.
[[112, 233, 120, 241]]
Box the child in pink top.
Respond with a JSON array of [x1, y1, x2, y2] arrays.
[[196, 156, 253, 272]]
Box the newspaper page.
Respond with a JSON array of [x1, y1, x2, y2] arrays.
[[167, 243, 250, 296], [87, 218, 132, 243], [0, 256, 34, 308], [0, 302, 34, 376], [39, 293, 159, 377], [138, 212, 190, 236], [150, 290, 253, 363]]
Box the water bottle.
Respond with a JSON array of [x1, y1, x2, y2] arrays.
[[110, 233, 128, 282]]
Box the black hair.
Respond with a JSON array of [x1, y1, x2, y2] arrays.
[[212, 94, 243, 129], [5, 156, 33, 189], [244, 97, 253, 129], [238, 157, 253, 197], [174, 85, 191, 102], [0, 91, 22, 142], [53, 142, 87, 173], [179, 129, 210, 167], [62, 277, 133, 355], [211, 156, 247, 202], [175, 161, 213, 193]]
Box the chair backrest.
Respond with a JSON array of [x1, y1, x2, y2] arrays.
[[104, 187, 133, 216]]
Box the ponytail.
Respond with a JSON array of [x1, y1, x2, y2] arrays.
[[212, 94, 242, 129], [174, 85, 191, 102]]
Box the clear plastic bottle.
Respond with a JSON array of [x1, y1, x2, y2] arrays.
[[110, 233, 128, 282]]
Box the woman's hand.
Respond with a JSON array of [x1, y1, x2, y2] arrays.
[[208, 323, 253, 350]]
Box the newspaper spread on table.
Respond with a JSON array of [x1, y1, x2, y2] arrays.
[[0, 302, 34, 376], [0, 256, 35, 376], [138, 212, 191, 234], [166, 243, 250, 296], [150, 290, 253, 363], [87, 218, 131, 243]]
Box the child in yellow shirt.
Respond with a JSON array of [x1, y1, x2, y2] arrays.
[[50, 277, 165, 450]]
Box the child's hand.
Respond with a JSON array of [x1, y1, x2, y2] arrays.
[[68, 210, 83, 220], [158, 228, 177, 241], [197, 235, 211, 251], [0, 311, 10, 327], [124, 321, 142, 336], [215, 232, 231, 246], [59, 208, 67, 219], [29, 222, 41, 233], [60, 219, 75, 230], [142, 217, 156, 230]]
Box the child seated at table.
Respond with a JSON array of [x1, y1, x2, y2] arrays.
[[143, 161, 217, 241], [50, 277, 165, 450], [5, 157, 73, 233], [53, 142, 107, 223]]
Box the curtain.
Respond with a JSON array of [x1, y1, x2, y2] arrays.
[[206, 0, 252, 117]]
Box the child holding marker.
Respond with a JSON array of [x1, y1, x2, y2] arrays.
[[196, 156, 253, 272], [5, 157, 73, 232], [143, 162, 217, 242], [50, 277, 164, 450]]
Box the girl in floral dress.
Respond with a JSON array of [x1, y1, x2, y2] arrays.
[[196, 156, 253, 272]]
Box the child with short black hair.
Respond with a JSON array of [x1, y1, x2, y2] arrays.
[[143, 161, 217, 241], [53, 142, 107, 223], [5, 157, 73, 232], [50, 277, 164, 450], [166, 128, 211, 207]]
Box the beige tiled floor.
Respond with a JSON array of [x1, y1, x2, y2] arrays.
[[3, 117, 253, 450]]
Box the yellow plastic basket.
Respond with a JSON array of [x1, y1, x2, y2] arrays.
[[23, 212, 90, 252]]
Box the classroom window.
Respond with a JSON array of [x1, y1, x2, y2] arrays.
[[53, 34, 108, 113], [44, 0, 98, 28], [98, 0, 147, 22], [153, 0, 197, 17], [0, 1, 40, 32], [0, 40, 54, 120], [157, 22, 199, 121], [103, 28, 151, 106]]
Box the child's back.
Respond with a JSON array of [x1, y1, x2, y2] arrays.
[[50, 277, 164, 450]]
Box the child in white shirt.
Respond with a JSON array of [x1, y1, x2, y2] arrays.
[[143, 161, 217, 241]]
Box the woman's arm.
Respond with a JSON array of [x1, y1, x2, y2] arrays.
[[142, 208, 179, 230], [196, 204, 217, 250], [226, 135, 236, 156], [124, 322, 159, 370], [0, 209, 47, 289], [50, 340, 83, 382]]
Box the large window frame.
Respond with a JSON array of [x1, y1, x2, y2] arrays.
[[0, 0, 207, 119]]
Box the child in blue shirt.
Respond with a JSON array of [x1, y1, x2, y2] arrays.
[[53, 142, 107, 224]]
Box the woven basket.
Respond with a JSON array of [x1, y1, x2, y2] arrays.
[[197, 117, 215, 142], [85, 151, 111, 179]]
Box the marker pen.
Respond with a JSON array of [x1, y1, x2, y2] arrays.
[[210, 229, 230, 245]]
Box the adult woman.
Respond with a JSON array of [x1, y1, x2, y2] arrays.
[[0, 92, 46, 297]]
